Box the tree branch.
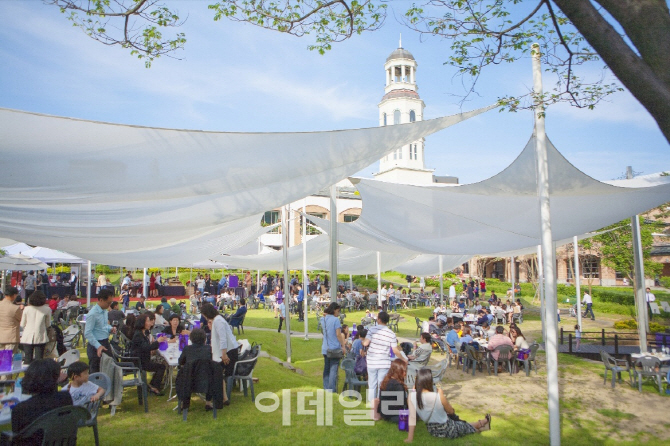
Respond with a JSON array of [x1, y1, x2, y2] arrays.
[[552, 0, 670, 144]]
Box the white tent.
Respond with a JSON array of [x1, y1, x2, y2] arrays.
[[2, 242, 32, 256], [393, 254, 472, 277], [21, 246, 87, 264], [0, 106, 492, 264], [0, 254, 49, 271]]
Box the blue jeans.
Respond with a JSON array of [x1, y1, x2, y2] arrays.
[[323, 355, 341, 392], [367, 367, 390, 403]]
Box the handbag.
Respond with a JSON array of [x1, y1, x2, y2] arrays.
[[354, 353, 367, 375], [324, 316, 344, 359]]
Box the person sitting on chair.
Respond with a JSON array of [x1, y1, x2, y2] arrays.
[[408, 333, 433, 366], [162, 314, 190, 342], [62, 361, 105, 406], [11, 359, 73, 437], [229, 298, 247, 331]]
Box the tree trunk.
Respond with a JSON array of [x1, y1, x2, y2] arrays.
[[552, 0, 670, 145]]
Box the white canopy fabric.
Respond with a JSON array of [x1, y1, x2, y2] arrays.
[[341, 135, 670, 255], [218, 235, 331, 271], [0, 254, 49, 271], [2, 243, 33, 256], [0, 106, 492, 265], [21, 246, 87, 264], [393, 254, 472, 277], [309, 247, 416, 275]]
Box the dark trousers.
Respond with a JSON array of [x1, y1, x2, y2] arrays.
[[278, 317, 285, 332], [21, 343, 46, 364], [145, 360, 166, 389], [222, 348, 239, 378], [298, 301, 304, 321], [87, 338, 111, 373], [584, 303, 595, 320]]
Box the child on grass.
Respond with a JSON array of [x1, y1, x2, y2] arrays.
[[63, 361, 105, 406]]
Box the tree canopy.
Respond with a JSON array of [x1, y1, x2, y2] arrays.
[[49, 1, 670, 144]]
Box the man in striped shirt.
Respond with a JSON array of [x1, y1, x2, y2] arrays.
[[362, 312, 406, 409]]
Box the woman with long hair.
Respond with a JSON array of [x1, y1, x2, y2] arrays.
[[378, 359, 408, 422], [406, 368, 490, 442]]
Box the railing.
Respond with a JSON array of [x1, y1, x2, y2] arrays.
[[559, 328, 670, 355]]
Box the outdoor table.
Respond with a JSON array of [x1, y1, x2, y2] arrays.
[[158, 342, 182, 401], [46, 285, 72, 299], [0, 394, 31, 426], [631, 352, 670, 363], [162, 285, 185, 297]]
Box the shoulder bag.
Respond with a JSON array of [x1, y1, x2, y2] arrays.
[[324, 315, 344, 359]]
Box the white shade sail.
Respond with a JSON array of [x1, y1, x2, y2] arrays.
[[393, 254, 472, 277], [0, 106, 492, 264], [344, 135, 670, 255], [0, 254, 49, 271]]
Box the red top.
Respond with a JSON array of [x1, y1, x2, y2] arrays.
[[49, 300, 58, 311]]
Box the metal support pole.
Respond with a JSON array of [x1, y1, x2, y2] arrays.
[[349, 274, 353, 291], [303, 199, 309, 341], [376, 252, 382, 300], [573, 236, 582, 330], [143, 268, 147, 298], [1, 270, 5, 294], [87, 261, 92, 307], [329, 185, 338, 302], [533, 43, 560, 446], [537, 245, 546, 343], [439, 255, 444, 306], [282, 205, 292, 362], [628, 166, 648, 352], [509, 256, 516, 302]]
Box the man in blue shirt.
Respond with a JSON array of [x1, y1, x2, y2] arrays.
[[446, 324, 460, 354], [296, 284, 304, 322], [85, 289, 117, 373]]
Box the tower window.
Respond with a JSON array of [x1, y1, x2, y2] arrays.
[[398, 148, 402, 160], [393, 110, 401, 125], [383, 113, 387, 126], [393, 151, 397, 160], [413, 144, 417, 160], [409, 110, 416, 122]]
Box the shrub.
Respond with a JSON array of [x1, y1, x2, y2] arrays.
[[613, 319, 668, 333], [660, 276, 670, 289]]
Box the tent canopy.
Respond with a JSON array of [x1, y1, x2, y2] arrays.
[[0, 106, 492, 265], [0, 254, 49, 271], [21, 246, 87, 264]]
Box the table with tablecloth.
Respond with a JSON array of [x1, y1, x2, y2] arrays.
[[162, 286, 186, 297]]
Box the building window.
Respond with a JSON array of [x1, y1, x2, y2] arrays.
[[412, 144, 417, 160], [398, 148, 402, 159], [262, 210, 280, 234], [343, 214, 359, 223], [409, 110, 416, 122], [583, 256, 600, 279], [394, 110, 401, 125], [393, 151, 397, 160], [383, 113, 387, 126], [615, 270, 625, 279]]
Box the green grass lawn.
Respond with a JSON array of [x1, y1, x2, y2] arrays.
[[64, 303, 670, 445]]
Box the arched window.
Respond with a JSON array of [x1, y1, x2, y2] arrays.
[[393, 110, 401, 125], [383, 113, 387, 126], [409, 110, 416, 122]]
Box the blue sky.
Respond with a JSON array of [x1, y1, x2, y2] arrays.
[[0, 0, 668, 184]]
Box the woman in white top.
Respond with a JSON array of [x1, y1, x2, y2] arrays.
[[511, 326, 530, 351], [201, 303, 238, 404], [406, 368, 490, 442], [20, 291, 52, 364]]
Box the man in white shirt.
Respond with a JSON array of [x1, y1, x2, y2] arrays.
[[380, 285, 388, 311], [582, 292, 594, 321], [646, 287, 656, 320], [448, 283, 456, 302]]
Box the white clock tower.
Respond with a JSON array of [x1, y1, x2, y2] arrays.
[[374, 38, 435, 184]]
